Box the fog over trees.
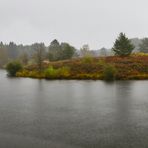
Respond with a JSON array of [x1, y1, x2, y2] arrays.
[[0, 36, 148, 68]]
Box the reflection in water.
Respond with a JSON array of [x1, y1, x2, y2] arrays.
[[115, 81, 133, 142], [0, 70, 148, 148], [116, 81, 132, 125]]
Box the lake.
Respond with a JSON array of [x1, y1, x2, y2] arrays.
[[0, 69, 148, 148]]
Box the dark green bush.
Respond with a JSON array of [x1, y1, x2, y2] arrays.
[[103, 64, 117, 81], [6, 61, 22, 76]]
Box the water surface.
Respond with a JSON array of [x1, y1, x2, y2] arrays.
[[0, 70, 148, 148]]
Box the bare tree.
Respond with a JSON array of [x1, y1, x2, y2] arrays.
[[19, 52, 29, 65], [32, 43, 46, 71], [80, 44, 91, 57]]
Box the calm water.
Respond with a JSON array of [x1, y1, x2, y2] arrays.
[[0, 70, 148, 148]]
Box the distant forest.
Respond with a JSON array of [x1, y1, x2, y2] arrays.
[[0, 37, 148, 68]]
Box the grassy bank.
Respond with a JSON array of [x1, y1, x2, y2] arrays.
[[16, 55, 148, 80]]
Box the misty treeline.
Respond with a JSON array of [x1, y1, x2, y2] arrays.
[[0, 36, 148, 68], [0, 40, 77, 68], [0, 39, 104, 68]]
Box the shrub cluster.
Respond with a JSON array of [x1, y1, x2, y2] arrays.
[[6, 61, 22, 76], [16, 55, 148, 80], [44, 66, 70, 79], [81, 55, 93, 64], [103, 64, 117, 81]]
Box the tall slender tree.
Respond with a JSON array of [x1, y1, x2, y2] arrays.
[[48, 39, 61, 61], [32, 43, 46, 71]]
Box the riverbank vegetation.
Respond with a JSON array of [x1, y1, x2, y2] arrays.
[[6, 61, 22, 76], [2, 33, 148, 80], [15, 54, 148, 80]]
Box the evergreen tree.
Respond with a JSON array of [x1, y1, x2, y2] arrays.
[[48, 40, 76, 61], [60, 43, 76, 60], [48, 39, 61, 61], [112, 33, 134, 56]]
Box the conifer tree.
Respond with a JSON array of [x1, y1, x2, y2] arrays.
[[112, 33, 134, 56]]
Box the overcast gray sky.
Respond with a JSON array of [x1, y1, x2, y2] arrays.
[[0, 0, 148, 49]]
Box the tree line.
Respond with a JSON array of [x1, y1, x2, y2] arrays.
[[1, 33, 148, 68], [0, 40, 77, 68]]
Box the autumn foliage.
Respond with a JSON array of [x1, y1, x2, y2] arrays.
[[16, 54, 148, 80]]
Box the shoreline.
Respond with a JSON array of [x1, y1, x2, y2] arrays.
[[5, 56, 148, 80]]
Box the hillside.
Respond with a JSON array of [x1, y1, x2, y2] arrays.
[[16, 54, 148, 80]]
